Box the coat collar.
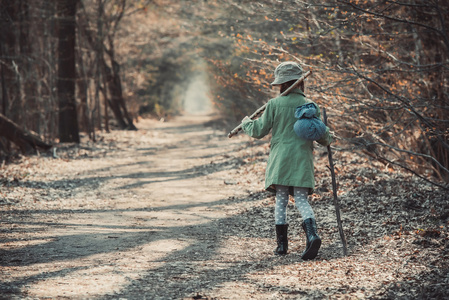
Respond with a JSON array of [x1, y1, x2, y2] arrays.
[[288, 88, 305, 97]]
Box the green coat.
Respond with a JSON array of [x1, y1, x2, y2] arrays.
[[242, 89, 332, 195]]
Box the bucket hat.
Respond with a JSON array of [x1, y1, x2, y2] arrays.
[[271, 61, 303, 85]]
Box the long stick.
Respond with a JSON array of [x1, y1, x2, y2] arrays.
[[228, 70, 312, 138], [323, 108, 348, 256]]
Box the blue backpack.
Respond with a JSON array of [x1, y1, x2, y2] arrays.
[[293, 103, 326, 141]]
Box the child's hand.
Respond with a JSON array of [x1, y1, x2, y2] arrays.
[[242, 116, 251, 124]]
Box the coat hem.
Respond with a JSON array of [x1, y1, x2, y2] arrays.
[[266, 184, 314, 196]]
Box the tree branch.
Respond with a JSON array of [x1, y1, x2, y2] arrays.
[[362, 141, 449, 176], [352, 69, 449, 153], [376, 155, 449, 190], [339, 0, 449, 52]]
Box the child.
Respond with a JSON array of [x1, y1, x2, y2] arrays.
[[241, 61, 332, 260]]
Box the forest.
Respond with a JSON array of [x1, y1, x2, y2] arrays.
[[1, 0, 448, 299], [1, 0, 448, 187]]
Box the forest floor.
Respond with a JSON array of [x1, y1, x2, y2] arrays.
[[1, 114, 448, 300]]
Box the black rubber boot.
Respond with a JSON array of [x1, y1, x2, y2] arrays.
[[301, 218, 321, 260], [274, 224, 288, 255]]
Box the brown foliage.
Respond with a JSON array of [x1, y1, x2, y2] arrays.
[[192, 0, 449, 186]]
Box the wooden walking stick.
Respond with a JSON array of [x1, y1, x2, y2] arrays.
[[228, 70, 312, 138], [322, 108, 348, 256]]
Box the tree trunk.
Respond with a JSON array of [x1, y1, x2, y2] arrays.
[[76, 60, 90, 134], [111, 59, 137, 130], [1, 61, 6, 116], [0, 113, 52, 154], [57, 0, 80, 143], [18, 0, 32, 130], [0, 0, 19, 121], [100, 58, 128, 129]]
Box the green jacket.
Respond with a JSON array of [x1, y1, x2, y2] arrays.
[[242, 89, 332, 194]]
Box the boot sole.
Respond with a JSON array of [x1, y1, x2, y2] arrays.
[[301, 238, 321, 260]]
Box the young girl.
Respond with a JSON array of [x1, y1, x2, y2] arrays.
[[241, 61, 332, 260]]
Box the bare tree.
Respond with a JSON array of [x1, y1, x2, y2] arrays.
[[57, 0, 80, 143], [195, 0, 448, 186]]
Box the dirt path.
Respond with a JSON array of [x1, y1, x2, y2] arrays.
[[1, 115, 245, 298], [1, 114, 448, 299]]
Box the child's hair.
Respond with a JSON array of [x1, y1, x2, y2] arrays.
[[280, 80, 304, 94]]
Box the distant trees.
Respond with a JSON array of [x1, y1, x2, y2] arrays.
[[77, 0, 137, 135], [202, 0, 448, 185], [0, 0, 138, 156], [0, 0, 57, 154]]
